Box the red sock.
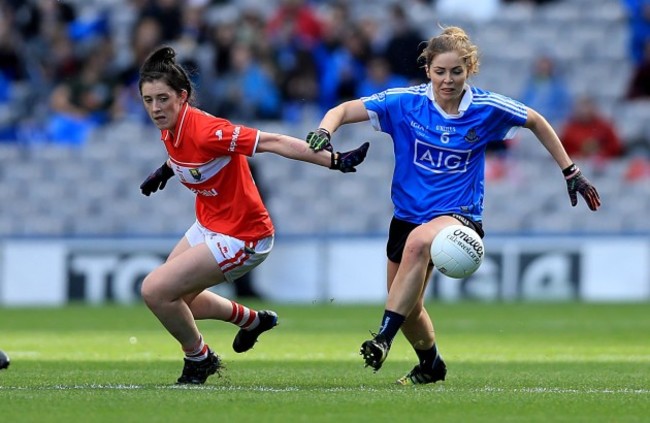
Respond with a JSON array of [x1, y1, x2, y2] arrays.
[[228, 300, 259, 330], [183, 335, 208, 361]]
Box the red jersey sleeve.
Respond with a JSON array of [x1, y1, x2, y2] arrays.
[[194, 112, 260, 157]]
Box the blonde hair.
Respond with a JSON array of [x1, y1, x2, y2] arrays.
[[418, 26, 480, 76]]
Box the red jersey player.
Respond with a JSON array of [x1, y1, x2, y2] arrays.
[[137, 46, 369, 384]]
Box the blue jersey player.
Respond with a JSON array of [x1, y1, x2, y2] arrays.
[[306, 26, 600, 385]]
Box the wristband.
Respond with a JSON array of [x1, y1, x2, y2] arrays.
[[562, 163, 578, 177], [162, 162, 174, 177], [330, 152, 339, 169], [318, 128, 331, 140]]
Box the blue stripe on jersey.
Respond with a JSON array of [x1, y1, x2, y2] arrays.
[[362, 83, 528, 224]]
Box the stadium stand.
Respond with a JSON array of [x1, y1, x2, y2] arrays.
[[0, 0, 648, 237]]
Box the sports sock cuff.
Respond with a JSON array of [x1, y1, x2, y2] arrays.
[[378, 310, 406, 345], [183, 335, 206, 356]]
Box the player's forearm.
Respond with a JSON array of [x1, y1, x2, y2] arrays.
[[257, 132, 331, 167], [318, 100, 368, 134], [537, 127, 573, 169], [318, 105, 347, 134]]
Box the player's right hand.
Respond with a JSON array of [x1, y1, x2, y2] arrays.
[[306, 128, 332, 152], [330, 142, 370, 173], [140, 162, 175, 196]]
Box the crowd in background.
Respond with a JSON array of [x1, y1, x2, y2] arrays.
[[0, 0, 649, 174], [0, 0, 432, 144]]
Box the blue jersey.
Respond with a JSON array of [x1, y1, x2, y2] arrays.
[[362, 83, 527, 223]]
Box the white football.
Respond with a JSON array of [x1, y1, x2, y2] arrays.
[[430, 225, 484, 279]]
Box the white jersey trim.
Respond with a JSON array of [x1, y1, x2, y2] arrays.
[[367, 109, 381, 132], [173, 103, 191, 148], [473, 92, 527, 119], [250, 130, 261, 157]]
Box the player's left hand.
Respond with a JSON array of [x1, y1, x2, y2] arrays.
[[563, 164, 601, 211], [306, 128, 332, 152], [330, 142, 370, 173]]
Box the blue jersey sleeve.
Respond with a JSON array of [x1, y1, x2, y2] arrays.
[[361, 91, 394, 134], [472, 89, 528, 141]]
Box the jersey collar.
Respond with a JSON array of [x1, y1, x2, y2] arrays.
[[427, 83, 473, 119], [161, 102, 191, 148]]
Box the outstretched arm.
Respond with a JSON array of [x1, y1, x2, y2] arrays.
[[307, 100, 370, 151], [317, 99, 370, 134], [525, 108, 601, 211], [257, 132, 332, 166], [256, 132, 369, 173], [524, 108, 573, 169]]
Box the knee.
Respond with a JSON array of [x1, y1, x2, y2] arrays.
[[140, 273, 162, 308], [403, 232, 432, 261]]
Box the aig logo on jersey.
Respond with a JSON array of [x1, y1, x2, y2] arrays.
[[414, 140, 471, 174]]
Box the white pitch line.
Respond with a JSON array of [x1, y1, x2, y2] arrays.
[[0, 385, 648, 394]]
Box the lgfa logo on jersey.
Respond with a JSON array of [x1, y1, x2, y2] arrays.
[[189, 168, 202, 181]]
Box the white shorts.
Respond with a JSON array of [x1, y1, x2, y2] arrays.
[[185, 221, 274, 283]]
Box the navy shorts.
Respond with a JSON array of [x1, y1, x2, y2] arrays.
[[386, 214, 484, 263]]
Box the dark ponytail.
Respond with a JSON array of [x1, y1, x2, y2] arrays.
[[138, 46, 194, 102]]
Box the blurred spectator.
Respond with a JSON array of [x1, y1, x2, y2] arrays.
[[139, 0, 183, 42], [560, 95, 624, 160], [46, 41, 117, 145], [312, 2, 349, 111], [626, 38, 650, 99], [0, 72, 18, 141], [67, 6, 110, 52], [355, 55, 409, 98], [278, 48, 320, 122], [7, 0, 76, 42], [47, 28, 84, 82], [621, 0, 650, 64], [383, 4, 427, 83], [0, 11, 27, 84], [208, 42, 281, 121], [266, 0, 323, 122], [178, 0, 210, 46], [113, 16, 163, 123], [0, 5, 28, 141], [209, 19, 238, 77], [266, 0, 323, 49], [227, 7, 275, 73], [315, 25, 371, 110], [519, 54, 572, 129], [238, 7, 268, 48]]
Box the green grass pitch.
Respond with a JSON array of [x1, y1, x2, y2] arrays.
[[0, 302, 648, 422]]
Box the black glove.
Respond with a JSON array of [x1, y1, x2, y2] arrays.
[[563, 164, 601, 211], [140, 161, 175, 196], [330, 142, 370, 173], [306, 128, 333, 152]]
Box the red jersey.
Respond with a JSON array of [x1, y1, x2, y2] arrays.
[[160, 103, 274, 241]]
